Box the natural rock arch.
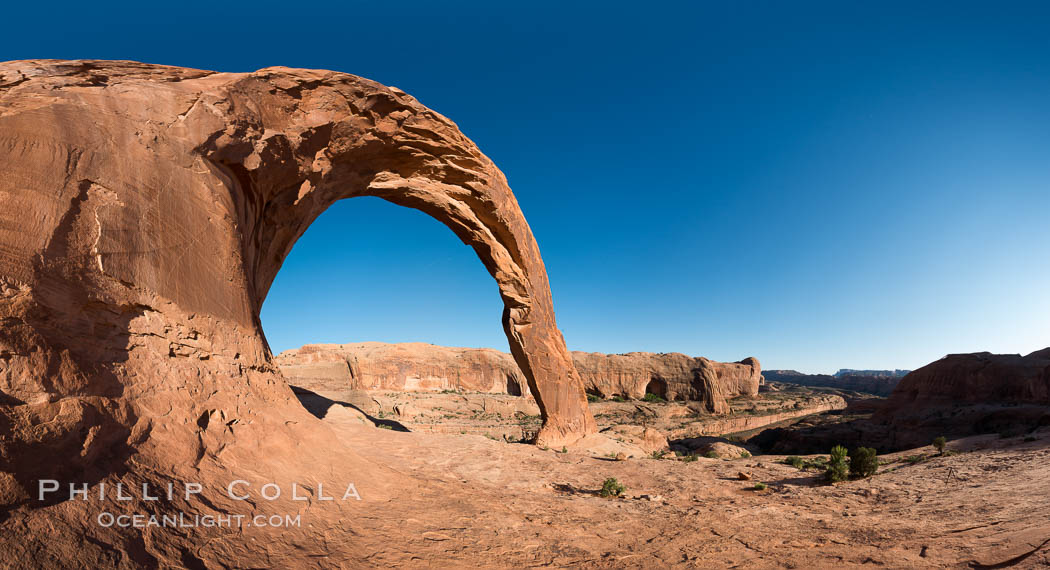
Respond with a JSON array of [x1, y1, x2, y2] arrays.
[[0, 60, 596, 561], [0, 59, 594, 443]]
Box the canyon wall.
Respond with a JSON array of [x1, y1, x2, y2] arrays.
[[883, 348, 1050, 409], [277, 342, 762, 413], [763, 370, 903, 397]]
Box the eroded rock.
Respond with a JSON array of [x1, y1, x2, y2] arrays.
[[0, 59, 595, 565], [278, 342, 762, 413]]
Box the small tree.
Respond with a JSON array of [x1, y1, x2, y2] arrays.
[[599, 477, 625, 498], [825, 445, 849, 483], [933, 436, 947, 454], [849, 447, 878, 478]]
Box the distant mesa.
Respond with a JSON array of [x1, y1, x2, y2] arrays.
[[277, 342, 762, 414], [762, 370, 906, 397], [833, 368, 910, 378]]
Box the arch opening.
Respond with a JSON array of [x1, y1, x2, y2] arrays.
[[260, 196, 507, 359], [645, 378, 668, 400]]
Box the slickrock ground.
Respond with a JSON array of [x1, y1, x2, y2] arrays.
[[315, 415, 1050, 568], [292, 382, 845, 447]]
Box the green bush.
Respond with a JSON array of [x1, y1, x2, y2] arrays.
[[682, 453, 699, 462], [703, 450, 719, 459], [753, 482, 767, 491], [849, 447, 878, 478], [611, 395, 627, 403], [739, 450, 751, 458], [650, 450, 667, 459], [642, 393, 666, 402], [599, 477, 625, 498], [933, 436, 947, 454], [587, 393, 600, 402], [784, 455, 827, 470], [825, 445, 849, 483]]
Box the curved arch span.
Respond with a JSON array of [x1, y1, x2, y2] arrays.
[[199, 68, 598, 445]]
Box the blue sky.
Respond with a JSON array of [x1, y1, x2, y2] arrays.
[[5, 1, 1048, 372]]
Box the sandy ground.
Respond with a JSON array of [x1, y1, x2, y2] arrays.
[[321, 409, 1050, 569]]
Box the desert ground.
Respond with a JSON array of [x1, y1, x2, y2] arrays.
[[293, 384, 1050, 569]]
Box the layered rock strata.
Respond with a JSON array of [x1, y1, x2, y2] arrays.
[[277, 342, 762, 413]]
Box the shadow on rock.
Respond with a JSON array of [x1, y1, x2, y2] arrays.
[[290, 386, 410, 432]]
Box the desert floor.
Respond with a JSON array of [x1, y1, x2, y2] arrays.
[[320, 403, 1050, 569]]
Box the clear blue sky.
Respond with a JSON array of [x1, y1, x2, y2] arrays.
[[5, 1, 1048, 373]]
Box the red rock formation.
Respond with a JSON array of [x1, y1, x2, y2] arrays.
[[279, 342, 531, 396], [277, 343, 761, 413], [0, 59, 594, 563], [883, 348, 1050, 409], [571, 352, 761, 413]]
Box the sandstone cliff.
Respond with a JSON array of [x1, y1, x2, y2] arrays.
[[757, 348, 1050, 453], [883, 348, 1050, 409], [277, 342, 761, 413], [279, 342, 532, 396]]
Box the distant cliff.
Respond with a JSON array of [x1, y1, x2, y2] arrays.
[[276, 342, 761, 414], [834, 369, 909, 378], [763, 370, 903, 397]]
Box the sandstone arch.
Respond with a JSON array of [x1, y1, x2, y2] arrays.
[[0, 60, 596, 560], [0, 59, 594, 443]]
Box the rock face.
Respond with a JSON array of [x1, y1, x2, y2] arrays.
[[874, 348, 1050, 445], [756, 349, 1050, 454], [277, 342, 762, 413], [571, 352, 760, 413], [763, 370, 903, 397], [0, 59, 594, 564], [884, 348, 1050, 408]]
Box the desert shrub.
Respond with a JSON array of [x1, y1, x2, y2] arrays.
[[703, 450, 719, 459], [825, 445, 849, 483], [650, 450, 667, 459], [753, 482, 767, 491], [784, 455, 827, 470], [682, 453, 699, 463], [933, 436, 947, 454], [739, 450, 752, 458], [849, 447, 878, 478], [587, 394, 600, 402], [902, 454, 926, 465], [599, 477, 625, 498], [642, 393, 665, 402]]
